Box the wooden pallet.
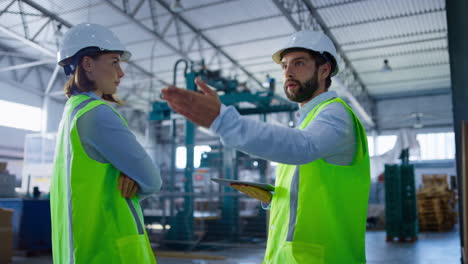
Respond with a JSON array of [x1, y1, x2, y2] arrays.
[[416, 180, 458, 232], [417, 198, 441, 209], [419, 214, 444, 222], [419, 222, 454, 232], [417, 189, 455, 199], [422, 174, 448, 187]]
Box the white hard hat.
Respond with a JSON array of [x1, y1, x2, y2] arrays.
[[57, 23, 131, 67], [272, 30, 339, 76]]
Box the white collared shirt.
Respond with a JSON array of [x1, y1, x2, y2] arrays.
[[209, 91, 356, 165]]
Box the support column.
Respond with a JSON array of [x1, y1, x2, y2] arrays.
[[221, 146, 239, 241], [446, 1, 468, 263], [41, 65, 60, 134]]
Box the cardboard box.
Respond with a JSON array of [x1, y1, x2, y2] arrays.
[[0, 208, 13, 264], [0, 208, 13, 227], [0, 162, 6, 173], [0, 174, 15, 198]]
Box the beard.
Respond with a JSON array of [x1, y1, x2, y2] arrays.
[[283, 71, 320, 103]]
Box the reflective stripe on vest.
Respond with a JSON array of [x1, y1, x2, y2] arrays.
[[263, 97, 370, 264], [66, 97, 96, 263], [51, 94, 157, 264]]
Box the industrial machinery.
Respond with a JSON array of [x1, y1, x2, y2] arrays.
[[145, 60, 296, 248], [0, 198, 52, 255], [150, 60, 297, 121]]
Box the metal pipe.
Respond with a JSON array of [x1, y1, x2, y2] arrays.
[[0, 59, 55, 73], [173, 59, 189, 86], [0, 25, 55, 57]]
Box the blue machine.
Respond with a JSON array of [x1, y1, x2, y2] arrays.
[[162, 59, 197, 244], [149, 60, 297, 245], [0, 198, 51, 253], [150, 61, 297, 121]]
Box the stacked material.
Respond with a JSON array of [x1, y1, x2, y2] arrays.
[[0, 208, 14, 264], [0, 162, 15, 198], [417, 174, 457, 231], [384, 163, 418, 242]]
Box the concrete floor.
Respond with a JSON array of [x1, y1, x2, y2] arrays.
[[11, 229, 461, 264], [365, 230, 461, 264]]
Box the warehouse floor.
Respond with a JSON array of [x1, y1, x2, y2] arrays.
[[11, 229, 461, 264]]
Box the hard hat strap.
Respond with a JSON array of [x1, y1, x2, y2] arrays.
[[63, 64, 75, 76], [62, 47, 103, 76]]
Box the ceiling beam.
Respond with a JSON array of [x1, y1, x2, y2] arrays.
[[299, 0, 370, 93], [302, 0, 375, 127], [124, 32, 291, 60], [0, 58, 55, 73], [374, 88, 450, 101], [0, 25, 55, 57], [44, 65, 60, 95], [315, 0, 369, 9], [272, 0, 301, 30], [104, 0, 264, 89], [329, 8, 445, 29], [366, 75, 451, 86], [341, 29, 447, 47], [0, 0, 165, 104], [31, 18, 52, 41], [105, 0, 190, 59], [359, 62, 449, 75], [0, 51, 39, 59], [153, 0, 264, 89], [351, 47, 447, 62], [0, 0, 16, 18], [272, 0, 375, 127], [21, 0, 167, 87], [345, 36, 447, 53], [334, 79, 374, 127], [20, 0, 72, 27], [0, 74, 49, 97]]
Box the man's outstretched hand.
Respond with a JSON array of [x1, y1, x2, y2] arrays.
[[161, 77, 221, 128]]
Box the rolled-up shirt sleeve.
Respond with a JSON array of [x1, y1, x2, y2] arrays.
[[77, 105, 162, 197]]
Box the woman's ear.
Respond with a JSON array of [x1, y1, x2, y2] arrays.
[[81, 56, 93, 73], [81, 56, 95, 80]]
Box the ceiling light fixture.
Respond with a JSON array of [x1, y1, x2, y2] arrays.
[[54, 24, 63, 38], [170, 0, 184, 12], [381, 59, 392, 72]]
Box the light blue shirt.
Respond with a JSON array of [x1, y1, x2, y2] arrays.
[[73, 91, 162, 198], [209, 91, 356, 166]]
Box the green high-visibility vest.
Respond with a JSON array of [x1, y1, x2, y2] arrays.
[[51, 94, 157, 264], [263, 98, 370, 264]]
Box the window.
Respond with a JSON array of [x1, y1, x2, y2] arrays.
[[376, 135, 397, 156], [176, 145, 212, 169], [367, 136, 375, 157], [0, 100, 41, 131], [416, 132, 455, 160]]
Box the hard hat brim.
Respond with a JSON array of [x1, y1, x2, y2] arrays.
[[271, 47, 339, 76], [272, 49, 284, 64]]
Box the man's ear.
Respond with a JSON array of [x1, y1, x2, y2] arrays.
[[319, 63, 331, 81]]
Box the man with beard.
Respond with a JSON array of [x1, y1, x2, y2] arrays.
[[162, 30, 370, 264]]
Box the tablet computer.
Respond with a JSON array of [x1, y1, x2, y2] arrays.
[[211, 178, 274, 192]]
